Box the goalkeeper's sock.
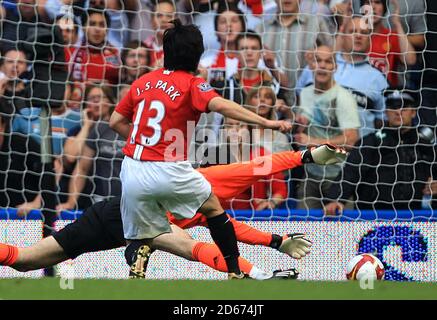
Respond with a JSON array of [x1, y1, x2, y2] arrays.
[[0, 243, 19, 266], [230, 218, 272, 246], [206, 213, 241, 274], [192, 242, 252, 274]]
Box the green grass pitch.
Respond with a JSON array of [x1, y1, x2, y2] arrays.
[[0, 278, 436, 300]]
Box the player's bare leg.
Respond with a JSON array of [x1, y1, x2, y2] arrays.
[[0, 237, 68, 272]]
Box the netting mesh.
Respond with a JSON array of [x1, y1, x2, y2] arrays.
[[2, 0, 434, 216], [0, 0, 436, 281]]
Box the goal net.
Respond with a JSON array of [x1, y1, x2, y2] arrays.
[[0, 0, 435, 281]]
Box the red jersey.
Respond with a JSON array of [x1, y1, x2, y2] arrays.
[[115, 68, 220, 162], [70, 44, 120, 84], [368, 27, 401, 86]]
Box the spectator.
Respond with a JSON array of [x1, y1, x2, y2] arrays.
[[199, 2, 246, 81], [205, 31, 286, 135], [324, 88, 437, 214], [0, 48, 30, 118], [336, 16, 388, 136], [353, 0, 426, 89], [202, 117, 288, 211], [11, 82, 81, 156], [298, 16, 388, 137], [57, 84, 124, 211], [87, 0, 137, 49], [194, 3, 247, 144], [120, 41, 150, 85], [70, 7, 121, 106], [189, 0, 277, 57], [143, 0, 177, 70], [0, 113, 42, 210], [1, 0, 52, 51], [352, 0, 426, 50], [235, 0, 278, 30], [40, 0, 85, 22], [245, 85, 291, 155], [55, 13, 81, 64], [294, 44, 360, 209], [5, 82, 81, 214], [256, 0, 334, 106], [42, 0, 137, 49], [62, 85, 117, 172], [131, 0, 187, 42], [300, 0, 337, 30], [235, 31, 288, 97], [361, 0, 416, 86], [202, 31, 291, 138], [185, 0, 221, 59]]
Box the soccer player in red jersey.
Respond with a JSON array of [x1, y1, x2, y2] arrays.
[[109, 20, 292, 279]]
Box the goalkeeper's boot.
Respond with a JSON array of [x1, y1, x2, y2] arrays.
[[278, 233, 312, 259], [301, 144, 348, 165], [126, 244, 151, 279], [228, 272, 248, 280], [271, 268, 299, 280]]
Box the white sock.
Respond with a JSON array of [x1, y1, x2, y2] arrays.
[[249, 266, 273, 280]]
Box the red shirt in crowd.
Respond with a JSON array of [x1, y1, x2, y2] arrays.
[[368, 27, 401, 86], [70, 44, 121, 84]]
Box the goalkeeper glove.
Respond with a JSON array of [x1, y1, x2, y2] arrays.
[[302, 144, 348, 165], [278, 233, 312, 259]]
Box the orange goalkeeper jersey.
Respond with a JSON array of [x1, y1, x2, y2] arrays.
[[167, 150, 302, 228]]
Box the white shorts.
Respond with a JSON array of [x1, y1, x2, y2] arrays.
[[120, 156, 212, 240]]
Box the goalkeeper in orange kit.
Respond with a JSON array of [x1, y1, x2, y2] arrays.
[[0, 145, 346, 279]]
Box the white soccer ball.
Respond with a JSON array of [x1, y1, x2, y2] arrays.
[[346, 253, 385, 281]]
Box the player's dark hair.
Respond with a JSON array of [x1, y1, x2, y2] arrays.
[[236, 30, 262, 50], [81, 7, 111, 28], [163, 19, 204, 73]]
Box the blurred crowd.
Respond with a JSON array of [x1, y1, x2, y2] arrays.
[[0, 0, 436, 215]]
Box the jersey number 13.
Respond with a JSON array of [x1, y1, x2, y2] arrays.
[[130, 99, 165, 147]]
